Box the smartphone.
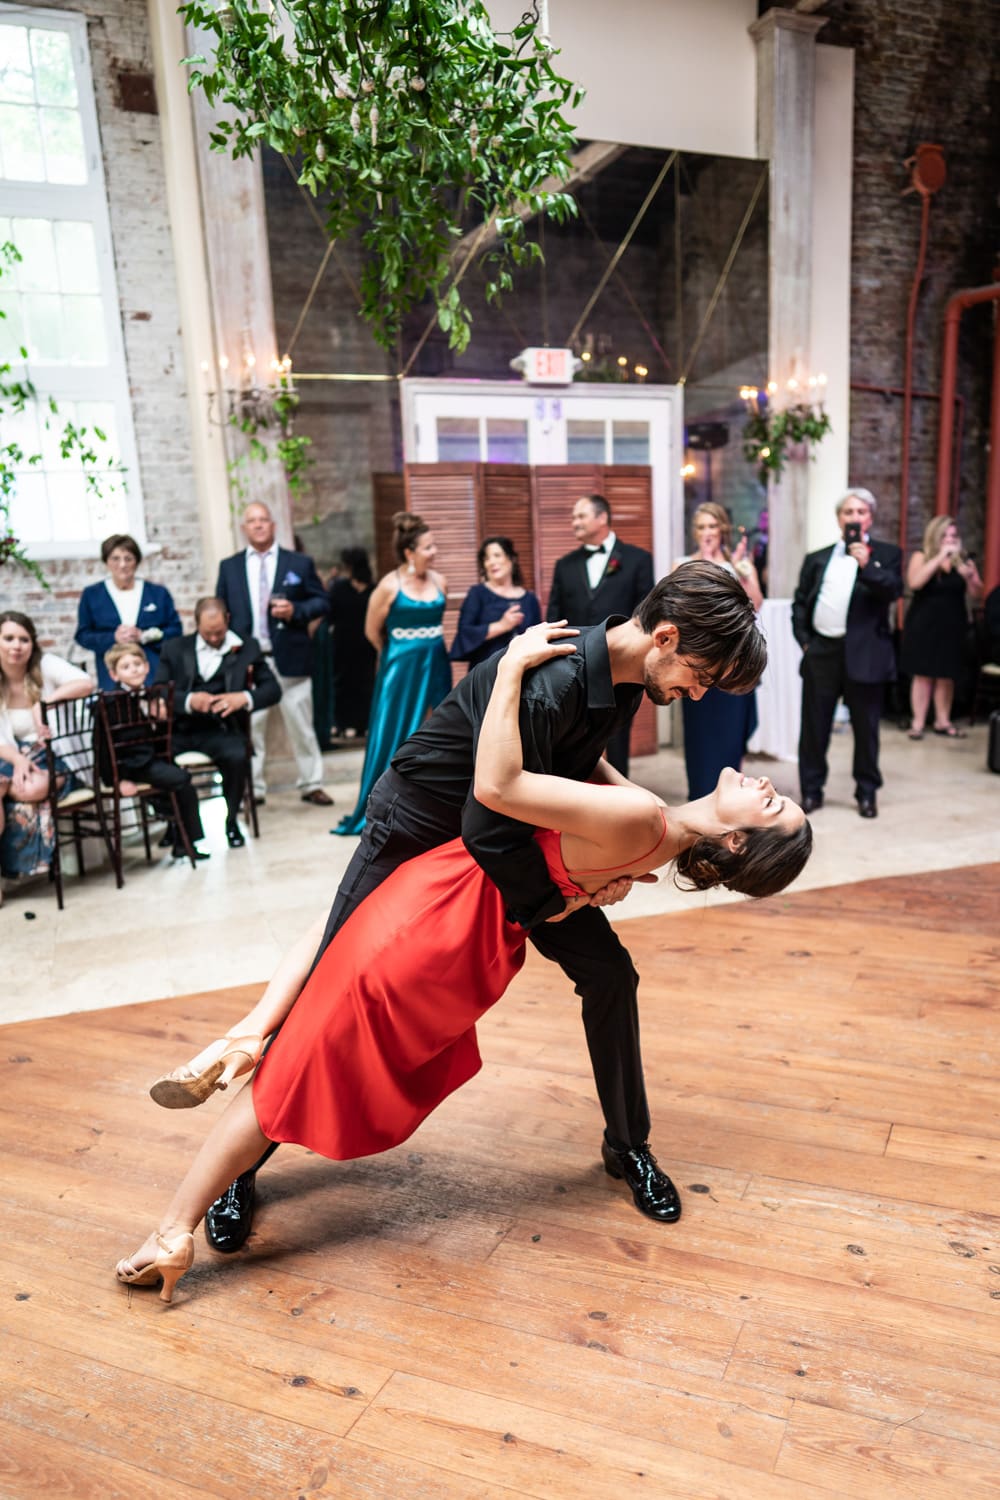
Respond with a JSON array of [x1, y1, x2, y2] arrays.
[[843, 522, 862, 548]]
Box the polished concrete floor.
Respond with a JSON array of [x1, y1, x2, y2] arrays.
[[3, 718, 997, 1025]]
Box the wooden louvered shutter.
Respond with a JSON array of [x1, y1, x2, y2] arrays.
[[481, 465, 535, 590], [531, 465, 602, 615], [404, 463, 482, 679], [371, 473, 404, 580], [602, 465, 657, 756]]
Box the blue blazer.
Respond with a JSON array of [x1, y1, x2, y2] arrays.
[[76, 579, 182, 690], [216, 547, 328, 679]]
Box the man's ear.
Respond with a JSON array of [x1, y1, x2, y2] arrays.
[[722, 829, 748, 856], [652, 621, 679, 652]]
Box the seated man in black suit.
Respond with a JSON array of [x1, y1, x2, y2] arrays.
[[154, 598, 281, 847], [792, 488, 903, 819], [547, 493, 655, 774]]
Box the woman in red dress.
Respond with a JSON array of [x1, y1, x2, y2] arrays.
[[115, 625, 811, 1303]]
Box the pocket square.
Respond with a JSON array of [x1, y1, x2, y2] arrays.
[[143, 602, 157, 611], [282, 571, 302, 586]]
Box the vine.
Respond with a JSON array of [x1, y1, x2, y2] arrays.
[[180, 0, 581, 352], [742, 402, 832, 485], [225, 379, 314, 504]]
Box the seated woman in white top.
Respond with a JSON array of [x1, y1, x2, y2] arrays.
[[0, 611, 94, 893]]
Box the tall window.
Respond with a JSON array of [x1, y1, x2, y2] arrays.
[[0, 7, 143, 556]]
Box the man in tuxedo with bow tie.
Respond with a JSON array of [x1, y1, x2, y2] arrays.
[[547, 494, 655, 773], [155, 598, 281, 846]]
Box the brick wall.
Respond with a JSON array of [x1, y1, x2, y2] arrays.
[[2, 0, 204, 665]]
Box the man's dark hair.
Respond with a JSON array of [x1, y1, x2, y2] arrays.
[[583, 493, 611, 525], [635, 560, 766, 694], [194, 595, 230, 624]]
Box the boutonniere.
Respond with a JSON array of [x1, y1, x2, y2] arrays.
[[282, 570, 301, 586], [605, 555, 622, 576]]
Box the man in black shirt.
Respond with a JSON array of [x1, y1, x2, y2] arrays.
[[205, 564, 766, 1250]]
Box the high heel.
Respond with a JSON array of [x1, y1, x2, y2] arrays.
[[115, 1231, 194, 1303], [149, 1034, 265, 1110]]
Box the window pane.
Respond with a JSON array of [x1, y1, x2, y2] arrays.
[[436, 416, 480, 462], [30, 29, 78, 107], [0, 293, 26, 360], [38, 401, 75, 467], [4, 399, 40, 461], [47, 467, 89, 540], [567, 419, 605, 464], [63, 295, 107, 363], [40, 107, 86, 184], [8, 470, 51, 543], [0, 26, 34, 103], [612, 420, 650, 465], [54, 220, 98, 292], [22, 291, 64, 360], [0, 102, 45, 180], [77, 401, 119, 453], [86, 477, 128, 537], [12, 217, 57, 290], [485, 418, 528, 464]]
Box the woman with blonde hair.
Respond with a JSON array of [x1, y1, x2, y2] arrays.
[[672, 503, 763, 797], [901, 515, 982, 738], [334, 513, 451, 834]]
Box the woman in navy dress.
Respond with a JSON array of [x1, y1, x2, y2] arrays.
[[449, 536, 542, 671], [76, 533, 181, 690], [335, 513, 451, 835], [674, 504, 763, 799]]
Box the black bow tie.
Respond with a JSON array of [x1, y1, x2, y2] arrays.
[[585, 543, 607, 555]]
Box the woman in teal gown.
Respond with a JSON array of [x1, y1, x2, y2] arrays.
[[335, 512, 451, 835]]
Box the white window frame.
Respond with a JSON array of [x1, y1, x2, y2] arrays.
[[0, 2, 145, 558]]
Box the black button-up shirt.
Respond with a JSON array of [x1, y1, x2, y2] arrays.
[[392, 619, 642, 926]]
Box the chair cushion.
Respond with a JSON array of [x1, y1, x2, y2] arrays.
[[57, 787, 95, 809]]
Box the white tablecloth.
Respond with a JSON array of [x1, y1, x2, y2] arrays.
[[746, 597, 802, 762]]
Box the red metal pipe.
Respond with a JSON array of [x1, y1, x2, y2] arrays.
[[986, 300, 1000, 592], [851, 378, 966, 519], [899, 190, 931, 560], [936, 282, 1000, 515]]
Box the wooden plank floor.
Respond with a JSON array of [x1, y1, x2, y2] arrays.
[[2, 864, 999, 1499]]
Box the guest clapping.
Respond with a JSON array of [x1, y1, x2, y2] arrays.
[[76, 534, 182, 690], [449, 536, 542, 670], [901, 516, 982, 739]]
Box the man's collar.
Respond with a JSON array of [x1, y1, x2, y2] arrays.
[[197, 628, 243, 653], [581, 616, 628, 708], [246, 543, 277, 559]]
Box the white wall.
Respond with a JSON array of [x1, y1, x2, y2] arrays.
[[488, 0, 759, 158]]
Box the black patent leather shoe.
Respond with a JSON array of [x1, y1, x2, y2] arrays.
[[172, 845, 210, 861], [801, 793, 823, 814], [857, 796, 877, 818], [601, 1140, 682, 1222], [157, 821, 178, 849], [225, 823, 246, 848], [204, 1170, 256, 1253]]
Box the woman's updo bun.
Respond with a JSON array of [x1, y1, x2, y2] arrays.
[[392, 511, 429, 563], [674, 820, 813, 900]]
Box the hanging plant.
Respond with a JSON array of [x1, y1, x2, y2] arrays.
[[742, 402, 832, 485], [225, 378, 314, 504], [180, 0, 580, 352], [0, 242, 127, 589]]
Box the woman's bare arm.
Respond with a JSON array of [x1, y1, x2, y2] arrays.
[[364, 575, 398, 652]]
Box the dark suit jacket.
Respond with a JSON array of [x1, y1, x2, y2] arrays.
[[216, 547, 328, 679], [76, 579, 182, 691], [792, 539, 903, 684], [546, 539, 655, 626], [153, 632, 282, 733]]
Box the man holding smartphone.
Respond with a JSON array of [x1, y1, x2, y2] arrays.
[[792, 488, 903, 818]]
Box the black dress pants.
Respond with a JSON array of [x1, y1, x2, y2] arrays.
[[172, 722, 248, 825], [312, 767, 651, 1150], [798, 636, 885, 801], [119, 749, 205, 843]]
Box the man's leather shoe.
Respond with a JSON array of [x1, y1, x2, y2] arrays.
[[173, 846, 210, 861], [301, 788, 334, 806], [204, 1170, 256, 1253], [157, 821, 178, 849], [601, 1140, 682, 1222], [801, 793, 823, 814], [226, 823, 246, 848], [857, 796, 877, 818]]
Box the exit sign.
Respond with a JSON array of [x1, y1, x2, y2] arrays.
[[512, 347, 577, 385]]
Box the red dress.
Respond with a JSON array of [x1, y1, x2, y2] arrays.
[[252, 829, 582, 1160]]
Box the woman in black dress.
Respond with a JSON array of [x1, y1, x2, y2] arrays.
[[901, 516, 982, 738], [449, 536, 541, 671], [328, 547, 377, 738]]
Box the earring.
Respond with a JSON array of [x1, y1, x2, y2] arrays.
[[407, 561, 415, 575]]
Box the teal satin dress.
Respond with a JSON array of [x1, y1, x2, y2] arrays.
[[335, 587, 452, 835]]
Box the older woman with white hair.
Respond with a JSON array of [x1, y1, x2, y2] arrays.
[[791, 488, 903, 819]]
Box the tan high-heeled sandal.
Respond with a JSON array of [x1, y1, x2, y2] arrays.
[[115, 1231, 194, 1303], [149, 1034, 265, 1109]]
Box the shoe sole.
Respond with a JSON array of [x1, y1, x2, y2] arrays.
[[150, 1062, 226, 1109]]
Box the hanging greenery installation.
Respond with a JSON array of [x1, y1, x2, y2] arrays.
[[180, 0, 581, 352], [742, 401, 832, 485]]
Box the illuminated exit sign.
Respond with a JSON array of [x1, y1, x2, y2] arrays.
[[510, 347, 578, 385]]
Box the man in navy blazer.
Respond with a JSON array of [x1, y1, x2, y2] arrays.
[[792, 488, 903, 819], [547, 493, 655, 773], [215, 503, 333, 807]]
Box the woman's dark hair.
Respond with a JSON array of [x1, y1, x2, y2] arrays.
[[392, 510, 429, 563], [675, 818, 813, 899], [340, 546, 373, 586], [478, 535, 523, 587], [636, 559, 766, 694], [101, 533, 142, 565], [0, 610, 43, 705]]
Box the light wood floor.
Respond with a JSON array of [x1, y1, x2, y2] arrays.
[[2, 865, 999, 1499]]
